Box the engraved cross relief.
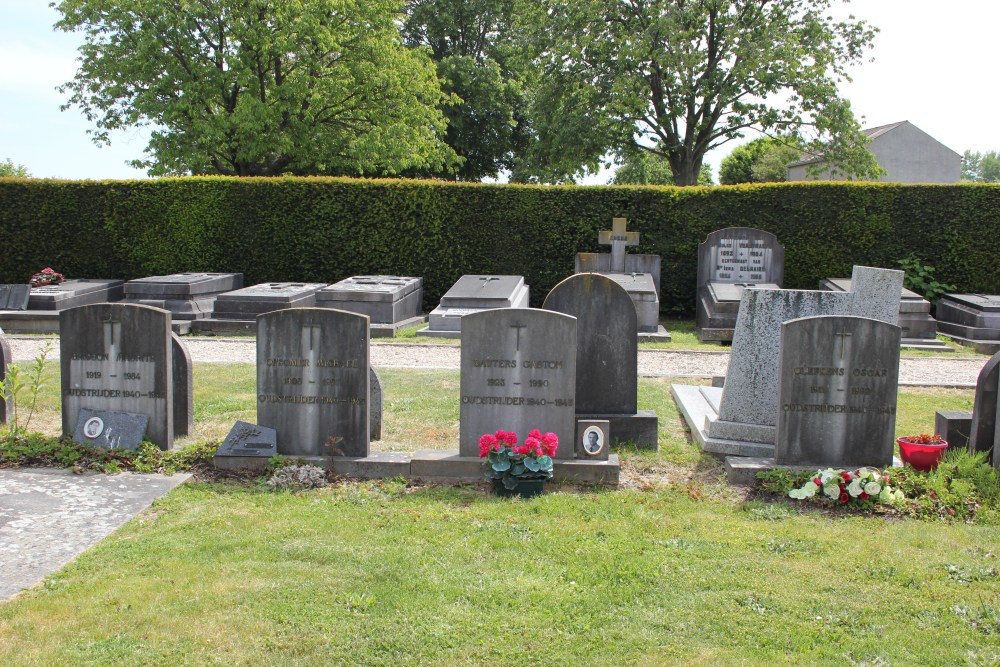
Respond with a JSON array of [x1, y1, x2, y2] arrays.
[[478, 276, 500, 289], [103, 317, 121, 378], [302, 324, 321, 388], [510, 322, 527, 351], [833, 331, 852, 394], [598, 217, 640, 273]]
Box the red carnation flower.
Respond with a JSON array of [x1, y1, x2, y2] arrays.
[[842, 472, 852, 482], [839, 492, 849, 504], [859, 492, 869, 500], [812, 477, 821, 486]]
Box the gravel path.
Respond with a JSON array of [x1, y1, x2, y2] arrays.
[[5, 336, 988, 387]]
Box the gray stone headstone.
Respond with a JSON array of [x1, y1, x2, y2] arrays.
[[28, 279, 125, 311], [72, 408, 150, 451], [0, 285, 31, 310], [775, 316, 901, 468], [213, 282, 326, 319], [697, 227, 784, 287], [171, 333, 193, 438], [317, 276, 423, 324], [542, 273, 637, 414], [968, 351, 1000, 466], [459, 309, 577, 460], [60, 303, 173, 449], [370, 368, 382, 441], [709, 266, 903, 445], [215, 420, 277, 458], [820, 277, 936, 340], [0, 334, 11, 423], [257, 308, 370, 457]]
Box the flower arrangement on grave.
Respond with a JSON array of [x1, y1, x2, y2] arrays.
[[479, 429, 558, 490], [897, 433, 946, 445], [29, 267, 64, 287], [896, 433, 949, 471], [788, 467, 906, 506]]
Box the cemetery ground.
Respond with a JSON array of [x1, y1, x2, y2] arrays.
[[0, 348, 998, 665]]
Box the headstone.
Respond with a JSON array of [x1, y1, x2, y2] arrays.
[[935, 410, 972, 452], [60, 303, 174, 449], [72, 408, 150, 451], [370, 368, 383, 441], [317, 276, 423, 325], [0, 285, 31, 311], [212, 282, 326, 320], [936, 294, 1000, 352], [257, 308, 370, 457], [28, 279, 125, 311], [214, 420, 278, 458], [696, 227, 784, 342], [576, 419, 610, 460], [418, 275, 529, 337], [968, 350, 1000, 467], [774, 316, 901, 467], [123, 272, 243, 320], [600, 217, 640, 273], [819, 277, 938, 342], [459, 309, 577, 460], [0, 334, 12, 423], [172, 333, 193, 438]]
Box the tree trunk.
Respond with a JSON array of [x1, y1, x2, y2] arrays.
[[672, 157, 702, 186]]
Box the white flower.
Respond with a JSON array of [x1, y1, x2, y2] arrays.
[[824, 483, 841, 499], [789, 488, 806, 499], [847, 480, 863, 497], [801, 481, 819, 498], [819, 469, 838, 484], [864, 481, 881, 496]]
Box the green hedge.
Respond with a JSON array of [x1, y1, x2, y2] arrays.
[[2, 177, 999, 314]]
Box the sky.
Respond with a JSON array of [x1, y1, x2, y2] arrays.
[[1, 0, 997, 182]]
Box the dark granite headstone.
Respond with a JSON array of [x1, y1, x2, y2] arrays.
[[370, 368, 383, 441], [459, 308, 577, 460], [124, 272, 243, 320], [60, 303, 173, 449], [775, 315, 901, 467], [215, 420, 278, 457], [0, 285, 31, 310], [72, 408, 150, 451], [257, 308, 370, 457], [317, 276, 423, 324], [212, 282, 325, 320], [28, 279, 125, 311], [696, 227, 784, 342], [171, 333, 193, 437], [968, 351, 1000, 467], [0, 334, 11, 423]]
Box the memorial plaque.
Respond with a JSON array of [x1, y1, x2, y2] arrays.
[[215, 420, 278, 458], [72, 408, 150, 451], [0, 334, 11, 423], [0, 285, 30, 310], [60, 303, 173, 449], [459, 309, 577, 460], [213, 282, 325, 319], [775, 316, 901, 467], [257, 308, 370, 457], [317, 276, 423, 324], [542, 273, 637, 414], [28, 279, 125, 311], [576, 419, 610, 461]]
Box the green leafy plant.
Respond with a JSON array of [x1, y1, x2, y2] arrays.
[[479, 429, 558, 490], [0, 340, 53, 435], [898, 255, 957, 304]]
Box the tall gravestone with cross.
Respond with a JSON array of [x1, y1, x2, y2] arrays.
[[696, 227, 784, 342], [575, 217, 664, 335], [417, 274, 529, 338], [60, 303, 175, 448], [257, 308, 370, 457]]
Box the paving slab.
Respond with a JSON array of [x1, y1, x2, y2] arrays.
[[0, 467, 190, 601]]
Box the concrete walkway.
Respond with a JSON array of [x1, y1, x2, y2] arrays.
[[0, 468, 190, 601]]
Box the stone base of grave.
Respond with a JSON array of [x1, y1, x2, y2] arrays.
[[637, 326, 672, 343], [189, 315, 426, 338], [0, 310, 60, 334], [938, 328, 1000, 355], [670, 384, 775, 458], [901, 337, 953, 352], [724, 456, 904, 486], [212, 455, 272, 472], [697, 327, 734, 343], [577, 411, 658, 449], [414, 326, 462, 339]]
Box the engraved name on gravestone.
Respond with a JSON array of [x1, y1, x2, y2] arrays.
[[698, 228, 783, 286], [60, 304, 173, 449], [459, 309, 577, 460], [775, 316, 901, 468], [257, 308, 370, 457]]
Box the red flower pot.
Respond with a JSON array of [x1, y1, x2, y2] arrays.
[[897, 437, 948, 472]]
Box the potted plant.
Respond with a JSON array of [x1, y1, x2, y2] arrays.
[[897, 433, 948, 471], [29, 267, 65, 287], [479, 429, 558, 498]]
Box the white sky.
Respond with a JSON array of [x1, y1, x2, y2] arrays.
[[0, 0, 996, 181]]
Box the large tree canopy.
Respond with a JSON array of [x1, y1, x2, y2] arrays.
[[54, 0, 458, 176], [536, 0, 879, 185]]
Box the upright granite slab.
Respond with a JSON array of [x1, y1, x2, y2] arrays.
[[257, 308, 370, 458], [0, 285, 31, 311], [542, 273, 657, 448], [458, 309, 577, 459], [417, 275, 529, 338], [968, 351, 1000, 468], [60, 303, 174, 449], [775, 316, 901, 468], [696, 227, 783, 342], [0, 334, 11, 423], [936, 294, 1000, 354], [171, 334, 193, 438], [819, 277, 945, 349], [672, 266, 904, 458], [317, 276, 424, 332], [370, 368, 383, 441], [124, 272, 243, 320], [213, 282, 325, 319]]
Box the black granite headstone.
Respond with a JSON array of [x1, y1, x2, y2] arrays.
[[0, 285, 31, 310], [72, 408, 150, 451], [172, 333, 193, 437], [968, 351, 1000, 467], [215, 420, 278, 458]]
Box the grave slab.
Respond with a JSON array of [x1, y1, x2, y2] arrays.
[[417, 275, 529, 338], [124, 272, 243, 320], [213, 282, 325, 319], [317, 276, 423, 325], [409, 450, 620, 485], [0, 285, 31, 311], [212, 420, 277, 471], [28, 279, 125, 311], [820, 277, 945, 348]]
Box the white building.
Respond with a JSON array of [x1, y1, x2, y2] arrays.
[[786, 120, 961, 183]]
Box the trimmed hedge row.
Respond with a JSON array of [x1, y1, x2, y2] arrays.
[[1, 177, 999, 314]]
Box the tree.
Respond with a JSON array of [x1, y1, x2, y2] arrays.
[[54, 0, 458, 177], [0, 159, 30, 177], [611, 146, 712, 185], [535, 0, 881, 185], [719, 136, 803, 184], [401, 0, 542, 181], [962, 150, 1000, 183]]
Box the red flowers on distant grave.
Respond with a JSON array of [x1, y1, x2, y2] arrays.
[[29, 267, 64, 287]]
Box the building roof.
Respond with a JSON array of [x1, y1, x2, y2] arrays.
[[786, 120, 911, 168]]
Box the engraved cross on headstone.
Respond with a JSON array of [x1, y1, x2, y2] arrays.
[[598, 217, 640, 273], [103, 317, 121, 377], [479, 276, 500, 290], [302, 324, 321, 389], [834, 331, 852, 360], [510, 322, 527, 351]]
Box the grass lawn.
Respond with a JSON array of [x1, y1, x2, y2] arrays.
[[0, 363, 997, 665]]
